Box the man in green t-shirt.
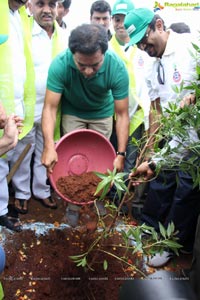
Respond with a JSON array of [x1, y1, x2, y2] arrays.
[[41, 23, 129, 175], [41, 23, 129, 226]]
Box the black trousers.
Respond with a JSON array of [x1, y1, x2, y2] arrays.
[[141, 170, 200, 250], [190, 213, 200, 299]]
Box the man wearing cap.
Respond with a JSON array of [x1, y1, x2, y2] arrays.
[[124, 8, 200, 266], [108, 0, 150, 214]]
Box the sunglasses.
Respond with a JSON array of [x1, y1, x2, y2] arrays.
[[136, 28, 151, 49], [157, 60, 165, 85]]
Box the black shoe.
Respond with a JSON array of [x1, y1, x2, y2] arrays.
[[0, 214, 22, 232], [8, 204, 19, 219]]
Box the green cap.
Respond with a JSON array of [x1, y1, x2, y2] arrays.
[[124, 8, 154, 47], [112, 0, 135, 16], [0, 35, 8, 45]]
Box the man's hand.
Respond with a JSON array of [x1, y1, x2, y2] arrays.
[[129, 161, 155, 186], [41, 146, 58, 176], [113, 155, 125, 172], [0, 115, 20, 156], [0, 102, 23, 132], [180, 93, 196, 108]]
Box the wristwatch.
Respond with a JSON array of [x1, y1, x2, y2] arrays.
[[116, 151, 126, 157], [148, 158, 156, 172]]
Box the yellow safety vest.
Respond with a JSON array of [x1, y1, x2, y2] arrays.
[[110, 35, 144, 135], [0, 1, 35, 140], [0, 1, 65, 143]]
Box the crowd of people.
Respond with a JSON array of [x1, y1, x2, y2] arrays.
[[0, 0, 199, 298]]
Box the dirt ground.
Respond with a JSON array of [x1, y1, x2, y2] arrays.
[[0, 186, 193, 300]]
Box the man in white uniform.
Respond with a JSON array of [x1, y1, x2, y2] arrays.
[[0, 0, 30, 231], [124, 8, 200, 266], [13, 0, 67, 214]]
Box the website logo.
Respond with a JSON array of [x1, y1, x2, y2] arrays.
[[153, 1, 200, 11], [154, 1, 164, 11]]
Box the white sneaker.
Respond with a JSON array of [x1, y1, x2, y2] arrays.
[[146, 251, 173, 268]]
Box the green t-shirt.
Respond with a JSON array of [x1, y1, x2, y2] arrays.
[[47, 49, 129, 119]]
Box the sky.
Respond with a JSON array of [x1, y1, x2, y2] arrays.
[[65, 0, 200, 37]]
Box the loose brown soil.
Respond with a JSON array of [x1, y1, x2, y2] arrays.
[[0, 174, 192, 300], [56, 171, 102, 203]]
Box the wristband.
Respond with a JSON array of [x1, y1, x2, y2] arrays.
[[148, 158, 156, 172], [116, 151, 126, 157]]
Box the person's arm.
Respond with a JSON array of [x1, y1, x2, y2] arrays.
[[41, 89, 62, 174], [129, 159, 156, 186], [0, 115, 19, 156], [114, 97, 129, 172]]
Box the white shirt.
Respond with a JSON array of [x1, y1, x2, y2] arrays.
[[9, 9, 26, 118], [32, 21, 68, 122], [146, 30, 197, 109], [146, 30, 199, 150], [32, 21, 53, 122]]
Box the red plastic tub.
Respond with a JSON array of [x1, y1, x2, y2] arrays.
[[49, 129, 116, 205]]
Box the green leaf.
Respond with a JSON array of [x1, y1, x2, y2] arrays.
[[103, 260, 108, 270], [192, 42, 200, 52], [69, 253, 86, 260], [114, 181, 126, 191], [162, 240, 182, 249], [171, 84, 180, 94], [81, 257, 87, 267], [159, 222, 166, 238], [95, 179, 110, 195], [94, 171, 108, 180]]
